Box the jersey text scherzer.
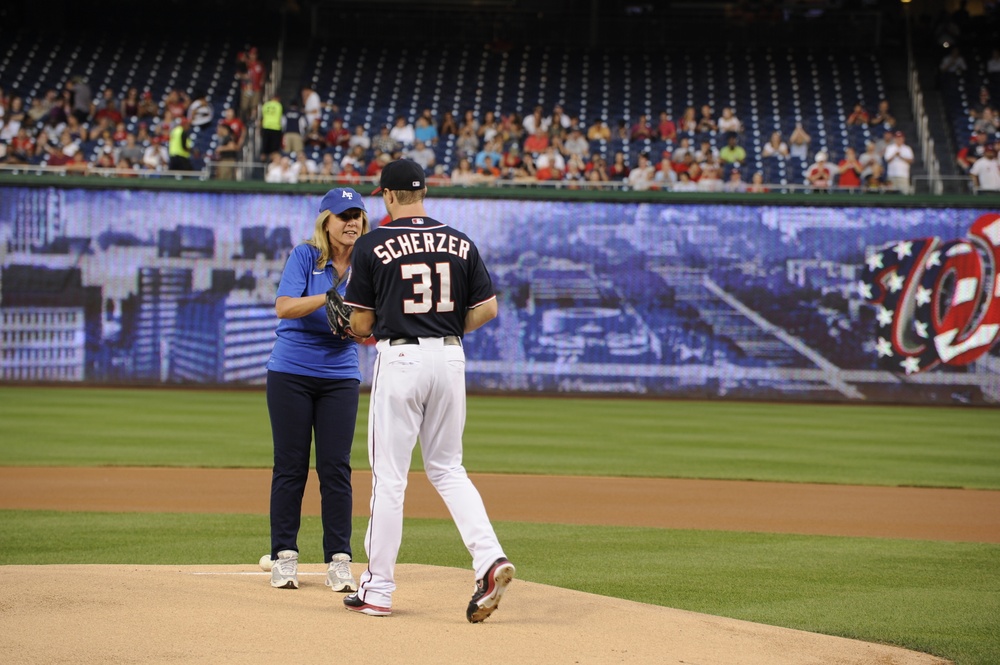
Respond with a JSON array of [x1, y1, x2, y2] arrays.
[[345, 216, 495, 340]]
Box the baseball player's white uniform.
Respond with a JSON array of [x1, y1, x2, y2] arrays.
[[343, 159, 513, 621]]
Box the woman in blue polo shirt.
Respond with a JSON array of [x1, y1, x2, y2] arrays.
[[263, 187, 368, 592]]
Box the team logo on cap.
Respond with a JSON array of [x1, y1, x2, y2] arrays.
[[342, 191, 354, 199]]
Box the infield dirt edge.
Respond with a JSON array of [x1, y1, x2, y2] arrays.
[[0, 563, 951, 665]]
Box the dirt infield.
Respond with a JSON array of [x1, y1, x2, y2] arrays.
[[1, 466, 998, 542], [1, 564, 950, 665], [3, 466, 994, 664]]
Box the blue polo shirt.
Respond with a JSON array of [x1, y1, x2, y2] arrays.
[[267, 243, 361, 381]]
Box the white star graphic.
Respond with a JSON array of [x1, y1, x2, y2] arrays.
[[914, 321, 929, 338], [887, 272, 905, 293], [915, 286, 932, 307], [893, 241, 913, 260], [876, 337, 894, 357], [900, 356, 921, 374], [925, 251, 941, 268], [865, 252, 884, 272], [857, 281, 873, 299], [876, 305, 894, 327]]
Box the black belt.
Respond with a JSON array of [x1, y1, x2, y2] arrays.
[[389, 336, 461, 346]]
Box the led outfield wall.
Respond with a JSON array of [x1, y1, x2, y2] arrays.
[[1, 185, 998, 405]]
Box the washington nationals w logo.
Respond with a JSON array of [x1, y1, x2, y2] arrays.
[[860, 213, 1000, 374]]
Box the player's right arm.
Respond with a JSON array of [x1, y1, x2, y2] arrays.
[[464, 297, 497, 333], [349, 308, 376, 338]]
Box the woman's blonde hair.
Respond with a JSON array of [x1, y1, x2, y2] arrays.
[[306, 209, 370, 269]]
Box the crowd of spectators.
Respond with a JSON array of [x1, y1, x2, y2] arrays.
[[945, 67, 1000, 192], [4, 36, 998, 194], [0, 47, 262, 177], [253, 95, 927, 193], [0, 81, 233, 176], [0, 66, 917, 193], [255, 99, 751, 190]]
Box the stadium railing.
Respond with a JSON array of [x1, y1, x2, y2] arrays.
[[6, 163, 983, 197]]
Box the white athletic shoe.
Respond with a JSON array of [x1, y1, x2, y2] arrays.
[[326, 553, 358, 592], [270, 549, 299, 589]]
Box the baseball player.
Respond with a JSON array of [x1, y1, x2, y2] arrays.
[[342, 159, 514, 622]]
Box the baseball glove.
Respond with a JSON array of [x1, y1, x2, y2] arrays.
[[325, 287, 355, 339]]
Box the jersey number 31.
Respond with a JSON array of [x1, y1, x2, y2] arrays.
[[401, 262, 455, 313]]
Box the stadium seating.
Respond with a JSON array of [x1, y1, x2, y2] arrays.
[[938, 51, 1000, 153], [2, 18, 894, 183], [299, 44, 889, 180], [0, 26, 242, 167]]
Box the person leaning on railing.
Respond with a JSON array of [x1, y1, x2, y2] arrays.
[[213, 123, 239, 180]]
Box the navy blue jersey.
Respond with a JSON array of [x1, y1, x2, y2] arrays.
[[345, 216, 495, 340]]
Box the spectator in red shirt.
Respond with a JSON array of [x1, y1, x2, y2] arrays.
[[365, 152, 390, 178], [239, 47, 266, 122], [220, 108, 246, 150], [164, 88, 190, 119], [846, 103, 870, 127], [93, 88, 123, 125], [629, 114, 653, 141], [325, 117, 351, 150], [6, 127, 36, 164], [584, 154, 609, 183], [608, 150, 629, 180], [837, 147, 863, 188], [687, 162, 703, 183], [523, 127, 550, 155], [657, 111, 677, 143], [672, 152, 695, 177], [65, 149, 91, 174], [337, 161, 362, 184], [112, 121, 128, 143]]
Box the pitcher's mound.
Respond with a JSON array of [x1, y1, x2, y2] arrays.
[[0, 564, 948, 664]]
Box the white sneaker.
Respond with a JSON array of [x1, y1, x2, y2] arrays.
[[326, 553, 358, 592], [270, 550, 299, 589]]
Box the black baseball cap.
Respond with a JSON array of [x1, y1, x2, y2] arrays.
[[372, 158, 426, 195]]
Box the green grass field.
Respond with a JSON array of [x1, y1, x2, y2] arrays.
[[1, 386, 998, 664], [3, 386, 999, 487]]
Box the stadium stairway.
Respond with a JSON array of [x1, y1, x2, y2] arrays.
[[276, 41, 309, 112], [881, 51, 927, 185], [915, 49, 963, 190]]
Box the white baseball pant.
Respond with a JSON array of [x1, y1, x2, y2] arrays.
[[357, 337, 506, 608]]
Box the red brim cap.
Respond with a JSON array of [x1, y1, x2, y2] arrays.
[[371, 185, 384, 195]]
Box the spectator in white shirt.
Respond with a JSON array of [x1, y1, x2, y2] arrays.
[[627, 153, 656, 191], [717, 107, 742, 134], [348, 124, 371, 151], [883, 131, 915, 194], [970, 145, 1000, 192], [388, 115, 416, 148], [301, 85, 322, 131]]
